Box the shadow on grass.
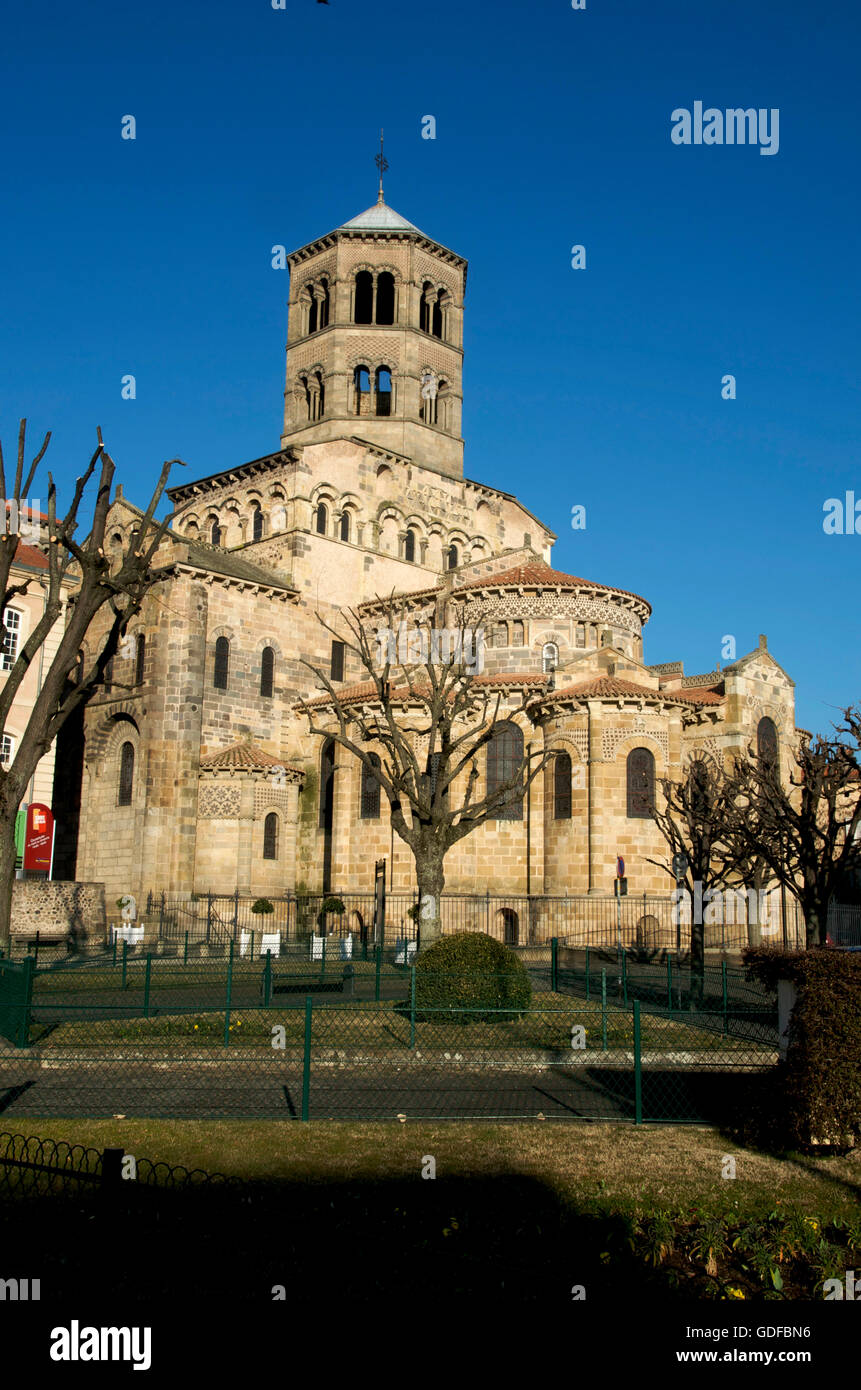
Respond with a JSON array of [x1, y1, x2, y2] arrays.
[[0, 1172, 677, 1307]]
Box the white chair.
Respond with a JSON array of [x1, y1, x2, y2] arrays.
[[260, 932, 280, 958]]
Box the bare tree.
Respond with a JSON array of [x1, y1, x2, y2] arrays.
[[647, 755, 742, 1007], [723, 709, 861, 948], [0, 420, 182, 951], [297, 599, 552, 950]]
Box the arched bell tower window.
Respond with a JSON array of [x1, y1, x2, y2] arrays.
[[627, 747, 655, 819], [252, 505, 263, 542], [432, 295, 443, 338], [339, 511, 350, 543], [354, 271, 373, 324], [757, 717, 778, 774], [404, 528, 416, 563], [210, 520, 221, 546], [375, 272, 395, 324], [315, 502, 328, 535], [375, 367, 392, 416], [318, 278, 330, 330], [354, 366, 371, 416], [307, 287, 318, 335], [446, 543, 459, 570], [419, 281, 433, 333]]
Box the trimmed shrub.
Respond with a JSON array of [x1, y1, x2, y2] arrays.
[[251, 898, 274, 915], [413, 931, 532, 1022], [743, 947, 861, 1151]]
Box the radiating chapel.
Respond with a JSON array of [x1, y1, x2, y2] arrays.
[[54, 186, 798, 917]]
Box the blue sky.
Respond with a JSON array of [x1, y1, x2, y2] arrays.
[[1, 0, 858, 737]]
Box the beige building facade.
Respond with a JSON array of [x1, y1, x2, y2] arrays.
[[60, 194, 799, 918]]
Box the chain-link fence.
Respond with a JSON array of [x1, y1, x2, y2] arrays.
[[0, 943, 777, 1123]]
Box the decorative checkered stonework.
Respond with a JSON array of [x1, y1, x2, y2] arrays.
[[602, 727, 668, 763], [462, 592, 641, 633], [254, 785, 293, 814]]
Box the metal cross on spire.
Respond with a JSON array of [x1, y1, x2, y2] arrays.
[[375, 128, 388, 205]]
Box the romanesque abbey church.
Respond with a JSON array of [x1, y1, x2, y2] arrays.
[[53, 191, 798, 922]]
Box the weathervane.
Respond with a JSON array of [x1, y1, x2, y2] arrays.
[[375, 128, 388, 205]]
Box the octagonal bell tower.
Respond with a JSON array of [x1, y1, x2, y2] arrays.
[[280, 188, 468, 479]]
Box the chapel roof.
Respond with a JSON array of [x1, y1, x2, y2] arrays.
[[198, 741, 303, 774]]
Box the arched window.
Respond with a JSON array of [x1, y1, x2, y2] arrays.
[[118, 741, 135, 806], [315, 502, 327, 535], [210, 520, 221, 546], [252, 506, 264, 542], [319, 739, 335, 828], [511, 621, 524, 647], [375, 367, 392, 416], [339, 511, 350, 542], [486, 721, 524, 821], [420, 282, 433, 333], [757, 717, 778, 774], [627, 747, 655, 819], [542, 642, 558, 673], [134, 634, 146, 686], [307, 286, 318, 335], [263, 812, 279, 860], [319, 278, 330, 329], [432, 294, 443, 339], [404, 528, 416, 563], [260, 646, 274, 698], [354, 366, 371, 415], [360, 753, 381, 820], [375, 271, 395, 324], [314, 369, 325, 419], [446, 544, 458, 570], [354, 271, 373, 324], [554, 752, 572, 820], [214, 636, 230, 690]]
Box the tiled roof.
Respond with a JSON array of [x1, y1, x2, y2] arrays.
[[12, 541, 48, 571], [454, 562, 651, 611], [199, 742, 303, 774], [673, 686, 724, 705], [301, 672, 547, 709], [542, 676, 688, 704], [178, 537, 298, 592]]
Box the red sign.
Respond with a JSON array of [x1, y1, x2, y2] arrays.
[[23, 802, 54, 873]]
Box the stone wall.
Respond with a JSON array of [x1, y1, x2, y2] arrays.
[[11, 880, 106, 941]]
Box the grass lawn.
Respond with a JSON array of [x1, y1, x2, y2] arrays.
[[2, 1120, 857, 1302]]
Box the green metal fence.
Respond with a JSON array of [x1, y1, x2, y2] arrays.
[[0, 945, 778, 1123], [0, 956, 33, 1048]]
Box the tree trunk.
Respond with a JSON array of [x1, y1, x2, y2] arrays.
[[0, 809, 19, 955], [415, 851, 445, 953], [689, 914, 705, 1010], [804, 900, 827, 948]]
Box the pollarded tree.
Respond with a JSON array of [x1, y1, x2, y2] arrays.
[[723, 709, 861, 948], [647, 754, 743, 1007], [297, 599, 552, 950], [0, 420, 182, 951]]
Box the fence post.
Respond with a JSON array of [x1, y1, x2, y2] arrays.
[[263, 950, 272, 1007], [183, 930, 189, 966], [224, 939, 234, 1046], [550, 936, 558, 993], [585, 945, 590, 1001], [622, 949, 628, 1007], [633, 999, 642, 1125], [121, 938, 128, 990], [15, 956, 35, 1048], [143, 954, 152, 1019], [409, 964, 416, 1049], [601, 969, 607, 1052], [112, 933, 117, 967], [101, 1147, 124, 1195], [321, 932, 326, 979], [158, 891, 165, 940], [207, 891, 212, 945], [375, 943, 382, 1002], [33, 931, 39, 972], [301, 997, 312, 1122], [667, 955, 672, 1009], [722, 959, 728, 1036], [233, 887, 239, 941]]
